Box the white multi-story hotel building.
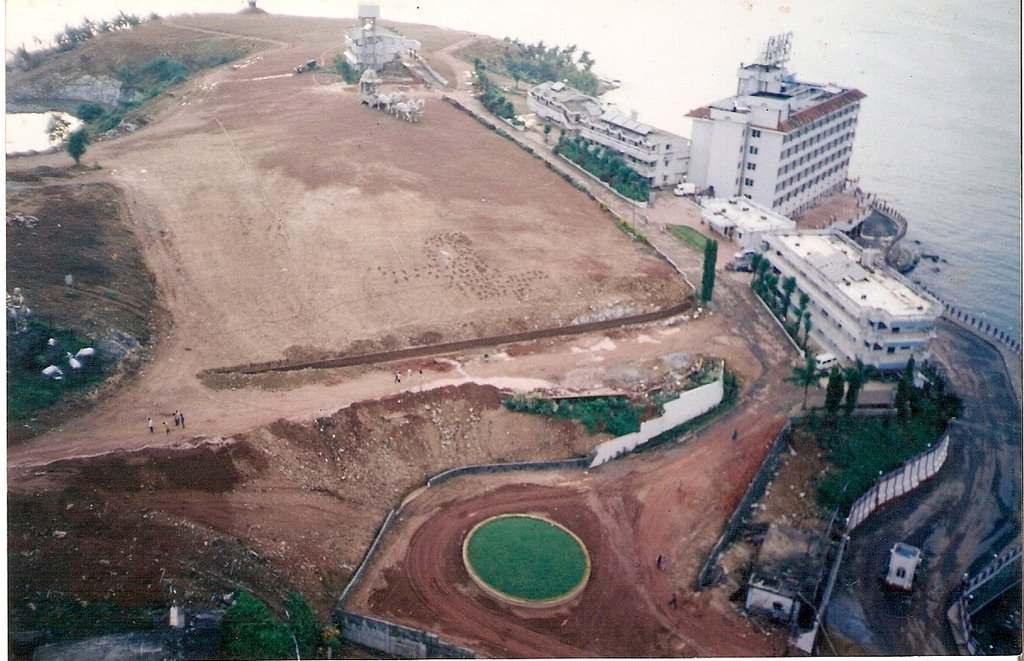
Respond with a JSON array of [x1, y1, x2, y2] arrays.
[[687, 45, 865, 217], [763, 231, 939, 370], [528, 81, 690, 188]]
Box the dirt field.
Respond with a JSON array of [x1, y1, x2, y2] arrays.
[[8, 13, 808, 657]]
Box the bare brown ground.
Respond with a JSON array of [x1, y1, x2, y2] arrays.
[[344, 410, 791, 657], [8, 16, 807, 657]]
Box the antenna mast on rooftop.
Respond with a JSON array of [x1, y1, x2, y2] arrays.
[[755, 32, 793, 68]]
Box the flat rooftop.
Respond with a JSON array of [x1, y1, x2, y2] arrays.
[[702, 197, 795, 234], [773, 233, 936, 319]]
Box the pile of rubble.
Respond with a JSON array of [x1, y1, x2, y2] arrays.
[[7, 211, 39, 229]]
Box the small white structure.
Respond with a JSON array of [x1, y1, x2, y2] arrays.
[[344, 4, 420, 70], [746, 524, 825, 624], [700, 197, 795, 251], [884, 542, 921, 591]]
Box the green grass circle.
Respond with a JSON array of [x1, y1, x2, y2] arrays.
[[463, 514, 590, 606]]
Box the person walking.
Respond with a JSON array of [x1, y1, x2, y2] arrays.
[[148, 417, 154, 434], [174, 410, 180, 427], [163, 421, 170, 434], [180, 412, 185, 428]]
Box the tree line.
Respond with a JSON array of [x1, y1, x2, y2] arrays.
[[9, 11, 156, 70], [749, 253, 813, 350], [473, 60, 520, 124], [497, 38, 599, 95], [800, 357, 962, 511], [553, 134, 650, 202]]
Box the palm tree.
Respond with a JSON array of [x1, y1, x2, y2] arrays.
[[786, 356, 821, 410], [843, 359, 865, 415]]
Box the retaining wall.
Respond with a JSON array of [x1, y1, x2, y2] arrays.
[[590, 366, 724, 467], [695, 422, 792, 589], [844, 433, 950, 532], [335, 611, 473, 659], [206, 299, 691, 376]]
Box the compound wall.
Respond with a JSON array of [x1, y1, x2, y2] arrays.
[[590, 365, 724, 467], [845, 433, 950, 532]]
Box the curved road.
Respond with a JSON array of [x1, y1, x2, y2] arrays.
[[828, 319, 1021, 655]]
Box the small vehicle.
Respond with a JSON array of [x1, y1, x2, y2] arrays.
[[673, 182, 696, 196], [814, 352, 838, 370]]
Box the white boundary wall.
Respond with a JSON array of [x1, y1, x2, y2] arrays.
[[590, 365, 724, 467], [845, 433, 950, 532]]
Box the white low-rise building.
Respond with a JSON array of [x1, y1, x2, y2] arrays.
[[762, 231, 939, 370], [700, 197, 795, 251], [528, 81, 689, 188], [688, 36, 864, 217], [345, 4, 420, 70]]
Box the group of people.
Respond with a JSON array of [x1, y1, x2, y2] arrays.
[[147, 410, 186, 434]]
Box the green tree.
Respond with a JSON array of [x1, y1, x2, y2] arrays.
[[894, 356, 916, 421], [701, 238, 718, 302], [222, 593, 292, 660], [66, 129, 90, 165], [76, 102, 106, 122], [824, 367, 845, 416], [786, 356, 821, 410], [284, 591, 318, 660], [47, 113, 71, 143], [333, 55, 359, 83], [801, 311, 812, 349], [843, 359, 865, 415], [780, 276, 797, 320]]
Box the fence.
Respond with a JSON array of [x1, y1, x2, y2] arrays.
[[844, 433, 950, 532], [949, 543, 1022, 655], [590, 365, 724, 467], [940, 299, 1022, 356], [695, 422, 792, 589]]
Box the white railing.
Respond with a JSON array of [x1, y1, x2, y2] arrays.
[[845, 433, 950, 532]]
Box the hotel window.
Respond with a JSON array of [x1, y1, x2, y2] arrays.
[[746, 162, 757, 171], [751, 129, 762, 138], [749, 146, 759, 155], [744, 178, 755, 186]]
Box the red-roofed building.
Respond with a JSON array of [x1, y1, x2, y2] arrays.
[[688, 45, 865, 217]]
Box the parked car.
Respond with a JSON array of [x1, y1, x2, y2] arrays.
[[673, 182, 696, 196]]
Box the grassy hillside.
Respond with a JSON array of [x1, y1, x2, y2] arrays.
[[6, 18, 267, 111]]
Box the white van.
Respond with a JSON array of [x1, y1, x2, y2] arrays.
[[814, 352, 838, 370]]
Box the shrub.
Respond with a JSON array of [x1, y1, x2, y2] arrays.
[[76, 102, 105, 122], [222, 593, 293, 660], [504, 394, 644, 436]]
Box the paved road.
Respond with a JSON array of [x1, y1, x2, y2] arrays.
[[827, 319, 1022, 655]]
